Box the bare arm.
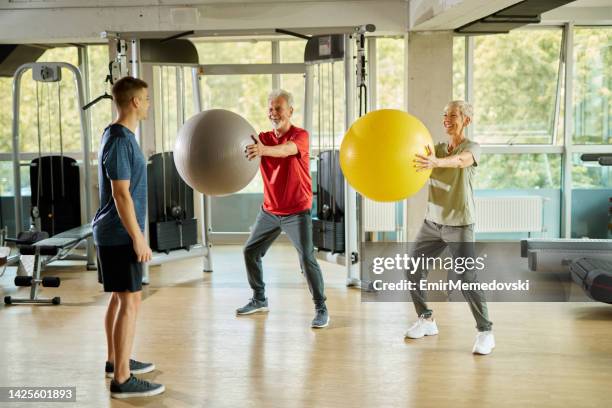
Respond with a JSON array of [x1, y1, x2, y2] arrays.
[[111, 179, 151, 262], [414, 145, 475, 171], [261, 141, 298, 158], [246, 135, 298, 160], [431, 151, 475, 168]]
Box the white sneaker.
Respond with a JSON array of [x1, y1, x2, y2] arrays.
[[472, 331, 495, 355], [404, 317, 439, 339]]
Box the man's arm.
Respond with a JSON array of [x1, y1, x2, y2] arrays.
[[111, 180, 152, 262], [246, 135, 298, 159]]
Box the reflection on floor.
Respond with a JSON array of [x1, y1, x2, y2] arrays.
[[1, 243, 611, 408]]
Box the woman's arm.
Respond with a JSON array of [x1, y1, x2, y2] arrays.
[[414, 145, 475, 170]]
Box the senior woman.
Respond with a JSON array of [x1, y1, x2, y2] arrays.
[[406, 100, 494, 355]]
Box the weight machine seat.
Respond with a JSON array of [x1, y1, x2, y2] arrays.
[[18, 224, 93, 256], [569, 257, 612, 304], [0, 247, 10, 266], [52, 224, 92, 240]]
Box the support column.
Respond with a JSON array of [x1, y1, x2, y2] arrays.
[[404, 31, 453, 241]]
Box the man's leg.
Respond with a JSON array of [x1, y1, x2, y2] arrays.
[[113, 291, 141, 384], [281, 211, 328, 327], [243, 209, 282, 301], [281, 211, 326, 306], [105, 293, 119, 363], [444, 225, 492, 332], [408, 220, 447, 318]]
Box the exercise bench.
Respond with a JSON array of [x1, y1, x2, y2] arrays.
[[4, 224, 93, 306]]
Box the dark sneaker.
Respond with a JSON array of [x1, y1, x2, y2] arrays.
[[105, 359, 155, 378], [110, 374, 165, 399], [311, 306, 330, 328], [236, 298, 269, 315]]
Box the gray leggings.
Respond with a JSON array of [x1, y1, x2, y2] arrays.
[[408, 219, 492, 332], [244, 208, 326, 307]]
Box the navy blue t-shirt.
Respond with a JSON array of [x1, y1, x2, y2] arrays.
[[93, 124, 147, 246]]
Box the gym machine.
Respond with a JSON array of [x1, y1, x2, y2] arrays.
[[6, 62, 95, 305], [304, 33, 346, 254], [521, 153, 612, 303]]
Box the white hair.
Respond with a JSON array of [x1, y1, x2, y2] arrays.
[[268, 89, 294, 108], [446, 100, 474, 120]]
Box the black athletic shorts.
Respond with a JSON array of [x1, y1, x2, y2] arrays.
[[97, 244, 143, 292]]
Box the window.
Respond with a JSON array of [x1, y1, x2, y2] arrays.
[[15, 47, 83, 154], [312, 61, 345, 152], [573, 27, 612, 144], [572, 153, 612, 188], [475, 153, 562, 239], [376, 37, 405, 110], [572, 154, 612, 238], [280, 40, 305, 63], [472, 28, 563, 144], [476, 154, 561, 189], [87, 45, 113, 150]]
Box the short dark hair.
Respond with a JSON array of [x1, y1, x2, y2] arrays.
[[112, 76, 148, 109]]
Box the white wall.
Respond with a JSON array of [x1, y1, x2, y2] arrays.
[[404, 30, 453, 240], [409, 0, 521, 31], [0, 1, 408, 43]]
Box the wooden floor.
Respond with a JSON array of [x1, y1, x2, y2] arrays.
[[1, 243, 612, 408]]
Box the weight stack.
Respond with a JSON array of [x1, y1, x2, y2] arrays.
[[149, 218, 198, 253], [312, 217, 345, 254]]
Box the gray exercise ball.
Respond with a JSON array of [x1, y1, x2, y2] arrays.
[[174, 109, 260, 196]]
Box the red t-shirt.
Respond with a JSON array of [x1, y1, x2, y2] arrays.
[[258, 126, 312, 215]]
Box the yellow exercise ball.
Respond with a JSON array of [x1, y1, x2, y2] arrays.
[[339, 109, 433, 202]]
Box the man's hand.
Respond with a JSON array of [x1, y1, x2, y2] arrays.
[[414, 145, 439, 172], [246, 135, 266, 160], [133, 235, 152, 263]]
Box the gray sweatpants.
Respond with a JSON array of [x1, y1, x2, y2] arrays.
[[244, 208, 326, 307], [408, 219, 492, 332]]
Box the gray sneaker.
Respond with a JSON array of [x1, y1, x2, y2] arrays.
[[110, 375, 165, 399], [105, 359, 155, 378], [236, 298, 269, 315], [311, 306, 330, 328]]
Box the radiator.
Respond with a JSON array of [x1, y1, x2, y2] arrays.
[[475, 196, 544, 233], [363, 198, 396, 232]]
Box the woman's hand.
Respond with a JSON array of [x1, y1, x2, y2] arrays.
[[414, 145, 438, 172]]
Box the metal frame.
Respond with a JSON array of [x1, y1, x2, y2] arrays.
[[139, 59, 214, 280], [11, 62, 95, 269], [561, 22, 574, 238], [133, 56, 310, 271], [465, 36, 474, 140], [195, 61, 310, 242], [343, 34, 360, 286]]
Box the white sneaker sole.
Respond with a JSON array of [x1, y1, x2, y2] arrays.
[[473, 344, 495, 355], [404, 329, 439, 339], [111, 384, 165, 399], [311, 315, 330, 328], [106, 364, 156, 378], [236, 306, 269, 316]]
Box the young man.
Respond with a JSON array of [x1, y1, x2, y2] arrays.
[[408, 100, 495, 355], [238, 89, 329, 328], [93, 76, 165, 398]]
